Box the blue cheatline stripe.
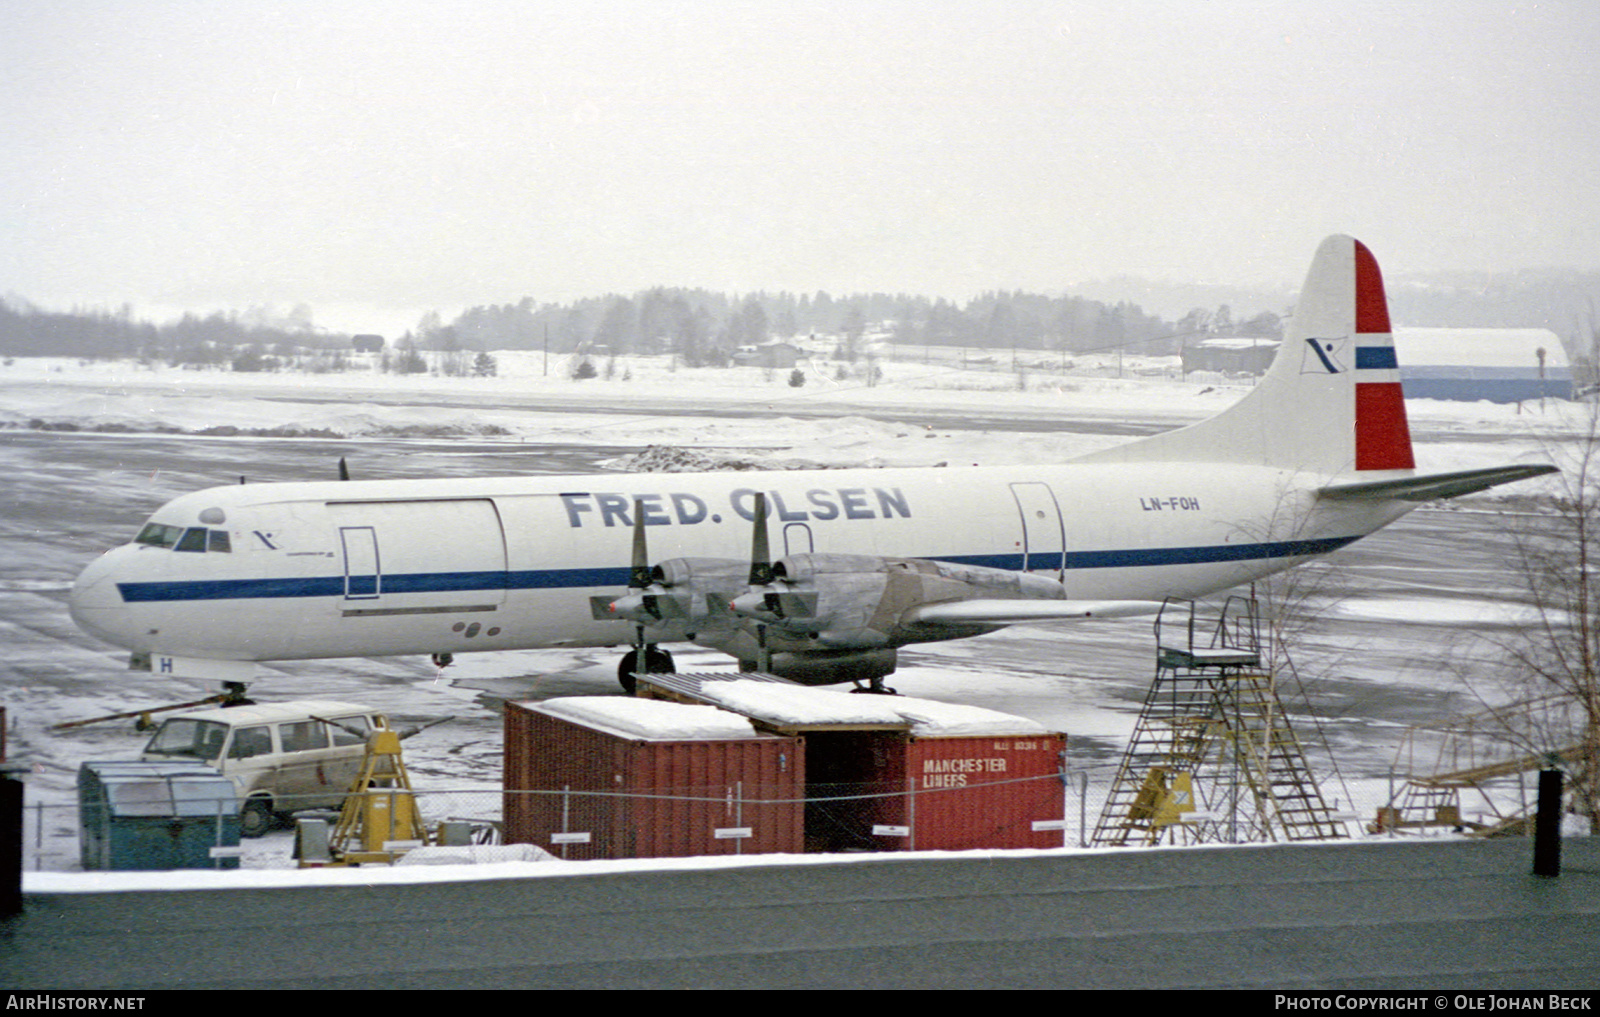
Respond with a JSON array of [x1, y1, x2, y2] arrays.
[[942, 534, 1361, 572], [1355, 346, 1398, 370], [113, 536, 1364, 604]]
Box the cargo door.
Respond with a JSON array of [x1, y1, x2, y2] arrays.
[[328, 499, 508, 617], [1009, 482, 1065, 580]]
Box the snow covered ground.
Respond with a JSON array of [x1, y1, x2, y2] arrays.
[[0, 348, 1577, 480], [1, 350, 1585, 893]]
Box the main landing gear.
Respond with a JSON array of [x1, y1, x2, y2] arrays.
[[850, 676, 899, 696], [618, 645, 675, 694]]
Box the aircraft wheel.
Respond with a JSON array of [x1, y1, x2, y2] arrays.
[[617, 646, 675, 693], [240, 797, 275, 838]]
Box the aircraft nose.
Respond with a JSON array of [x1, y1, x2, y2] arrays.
[[69, 550, 138, 647]]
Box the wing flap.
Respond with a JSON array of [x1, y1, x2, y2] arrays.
[[1317, 464, 1556, 503]]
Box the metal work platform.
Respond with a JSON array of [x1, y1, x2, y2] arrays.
[[1376, 694, 1592, 836], [1092, 597, 1349, 847]]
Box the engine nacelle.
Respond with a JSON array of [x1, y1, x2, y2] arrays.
[[742, 553, 1066, 649], [644, 556, 750, 637], [738, 648, 899, 686]]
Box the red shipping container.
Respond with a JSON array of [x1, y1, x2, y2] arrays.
[[503, 697, 804, 860], [888, 731, 1069, 851], [638, 676, 1069, 853]]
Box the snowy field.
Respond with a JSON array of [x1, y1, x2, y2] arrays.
[[0, 351, 1585, 892], [0, 348, 1578, 479]]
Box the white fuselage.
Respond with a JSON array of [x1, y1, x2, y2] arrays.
[[69, 459, 1410, 664]]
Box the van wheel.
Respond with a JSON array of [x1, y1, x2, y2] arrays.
[[240, 798, 275, 838]]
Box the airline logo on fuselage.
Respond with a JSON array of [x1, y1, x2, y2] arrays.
[[558, 487, 913, 528]]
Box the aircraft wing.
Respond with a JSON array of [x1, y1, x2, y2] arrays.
[[1317, 464, 1556, 503], [901, 599, 1166, 626]]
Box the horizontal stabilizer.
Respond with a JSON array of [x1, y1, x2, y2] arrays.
[[901, 599, 1166, 627], [1317, 464, 1556, 503]]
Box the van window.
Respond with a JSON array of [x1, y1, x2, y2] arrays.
[[145, 718, 228, 762], [279, 720, 329, 753], [228, 725, 273, 759]]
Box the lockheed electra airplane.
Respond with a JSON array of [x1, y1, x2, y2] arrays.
[[69, 236, 1554, 692]]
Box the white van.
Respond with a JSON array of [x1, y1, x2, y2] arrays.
[[140, 700, 386, 836]]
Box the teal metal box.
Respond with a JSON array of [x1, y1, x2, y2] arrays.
[[78, 761, 241, 871]]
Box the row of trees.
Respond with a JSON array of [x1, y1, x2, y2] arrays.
[[3, 289, 1284, 369], [441, 287, 1267, 363], [0, 300, 324, 363]]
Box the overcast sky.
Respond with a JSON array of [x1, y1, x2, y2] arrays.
[[5, 1, 1598, 329]]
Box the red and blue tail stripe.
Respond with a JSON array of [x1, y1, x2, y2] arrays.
[[1352, 240, 1415, 471]]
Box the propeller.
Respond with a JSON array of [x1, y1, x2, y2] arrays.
[[587, 500, 696, 691], [722, 493, 818, 670], [587, 500, 689, 628]]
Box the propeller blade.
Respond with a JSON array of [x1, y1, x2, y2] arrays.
[[748, 492, 774, 586], [338, 457, 350, 481], [629, 498, 652, 590]]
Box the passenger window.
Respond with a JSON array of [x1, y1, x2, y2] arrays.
[[208, 530, 231, 553], [326, 716, 373, 747], [175, 528, 208, 552], [279, 720, 328, 753], [228, 726, 273, 759]]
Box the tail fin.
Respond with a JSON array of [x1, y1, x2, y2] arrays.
[[1074, 235, 1415, 478]]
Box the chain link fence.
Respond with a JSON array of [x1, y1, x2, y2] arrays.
[[15, 763, 1537, 874]]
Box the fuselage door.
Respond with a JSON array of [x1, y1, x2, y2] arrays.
[[1009, 482, 1065, 581], [339, 526, 380, 599]]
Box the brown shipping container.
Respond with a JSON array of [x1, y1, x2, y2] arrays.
[[503, 699, 804, 860], [865, 732, 1068, 851]]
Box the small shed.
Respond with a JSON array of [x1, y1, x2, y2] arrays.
[[502, 697, 804, 860], [1182, 337, 1279, 377], [732, 342, 803, 369]]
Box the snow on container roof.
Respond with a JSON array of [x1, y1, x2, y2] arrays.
[[694, 680, 912, 730], [534, 696, 763, 741], [691, 680, 1053, 736], [888, 698, 1054, 738]]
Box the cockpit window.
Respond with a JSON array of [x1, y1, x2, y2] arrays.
[[135, 523, 232, 552], [174, 527, 208, 552], [135, 522, 184, 548]]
